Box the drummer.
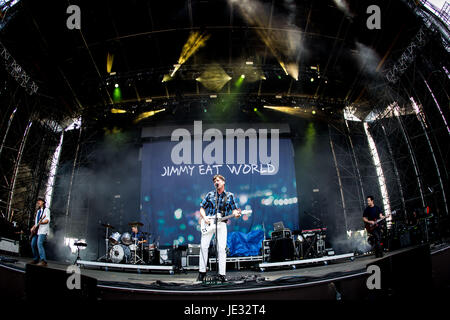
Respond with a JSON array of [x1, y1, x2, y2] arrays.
[[131, 225, 147, 244]]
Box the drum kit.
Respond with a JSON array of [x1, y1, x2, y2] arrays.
[[98, 221, 155, 264]]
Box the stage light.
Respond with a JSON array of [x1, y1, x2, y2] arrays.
[[253, 107, 257, 112], [145, 98, 152, 102], [170, 64, 181, 77], [107, 53, 114, 73], [114, 83, 119, 88], [310, 78, 314, 82], [162, 74, 172, 83], [234, 74, 245, 87], [241, 74, 245, 79], [172, 31, 210, 77], [113, 87, 121, 102], [109, 72, 116, 76], [133, 108, 166, 123], [264, 105, 321, 119], [246, 61, 253, 65], [285, 62, 299, 81], [196, 64, 231, 91], [111, 108, 126, 114]]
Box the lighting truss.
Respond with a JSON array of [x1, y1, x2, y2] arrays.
[[0, 41, 38, 95], [385, 26, 428, 84]]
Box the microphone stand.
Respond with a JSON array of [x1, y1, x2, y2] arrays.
[[214, 185, 220, 279]]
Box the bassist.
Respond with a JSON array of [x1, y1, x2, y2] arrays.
[[363, 196, 385, 258], [30, 197, 50, 266]]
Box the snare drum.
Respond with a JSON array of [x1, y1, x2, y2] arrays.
[[129, 243, 138, 251], [109, 232, 121, 245], [110, 244, 131, 263]]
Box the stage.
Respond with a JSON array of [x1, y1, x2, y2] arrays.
[[1, 242, 449, 300]]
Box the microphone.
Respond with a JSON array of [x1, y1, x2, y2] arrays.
[[215, 182, 219, 188]]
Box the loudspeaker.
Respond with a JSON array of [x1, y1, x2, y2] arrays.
[[187, 255, 199, 268], [25, 264, 97, 300], [367, 244, 432, 298], [270, 238, 295, 262]]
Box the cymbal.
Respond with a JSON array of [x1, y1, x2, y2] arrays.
[[101, 223, 114, 229], [128, 221, 144, 226], [74, 242, 87, 247]]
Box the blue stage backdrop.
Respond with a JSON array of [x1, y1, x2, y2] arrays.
[[140, 123, 299, 246]]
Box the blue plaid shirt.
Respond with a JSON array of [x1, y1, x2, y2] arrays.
[[131, 231, 145, 241], [200, 191, 239, 217]]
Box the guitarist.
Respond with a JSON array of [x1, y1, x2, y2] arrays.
[[30, 197, 50, 266], [197, 175, 241, 283], [363, 196, 385, 258]]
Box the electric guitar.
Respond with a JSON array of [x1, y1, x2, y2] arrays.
[[200, 210, 252, 235], [365, 217, 385, 233], [30, 213, 46, 237]]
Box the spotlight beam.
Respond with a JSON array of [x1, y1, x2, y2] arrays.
[[171, 31, 210, 77]]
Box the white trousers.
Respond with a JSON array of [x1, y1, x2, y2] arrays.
[[199, 221, 227, 275]]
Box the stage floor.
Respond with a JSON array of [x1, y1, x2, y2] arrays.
[[3, 252, 367, 285], [1, 242, 449, 300], [0, 244, 444, 286]]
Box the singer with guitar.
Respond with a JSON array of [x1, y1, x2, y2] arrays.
[[30, 197, 50, 266], [363, 196, 385, 258], [197, 174, 241, 283]]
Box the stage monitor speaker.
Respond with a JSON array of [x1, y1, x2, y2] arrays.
[[367, 244, 432, 299], [270, 238, 295, 262], [25, 264, 97, 300]]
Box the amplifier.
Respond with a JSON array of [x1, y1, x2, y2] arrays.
[[270, 238, 295, 262], [187, 255, 199, 269], [159, 249, 172, 265], [262, 239, 271, 262], [271, 229, 292, 240], [188, 244, 200, 255], [0, 237, 19, 254]]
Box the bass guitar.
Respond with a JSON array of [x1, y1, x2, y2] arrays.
[[365, 217, 385, 233], [30, 213, 46, 237], [200, 210, 252, 235]]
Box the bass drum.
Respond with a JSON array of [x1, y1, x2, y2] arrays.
[[110, 244, 131, 263]]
